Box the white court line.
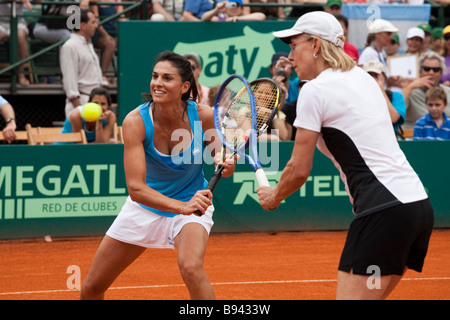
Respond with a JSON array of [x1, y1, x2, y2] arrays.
[[1, 277, 450, 296]]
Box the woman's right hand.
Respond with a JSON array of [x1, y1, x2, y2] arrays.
[[180, 190, 213, 215]]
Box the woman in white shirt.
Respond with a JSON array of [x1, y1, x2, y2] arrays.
[[358, 19, 398, 73], [258, 12, 434, 300]]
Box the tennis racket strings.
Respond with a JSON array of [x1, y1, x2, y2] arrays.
[[216, 77, 255, 155]]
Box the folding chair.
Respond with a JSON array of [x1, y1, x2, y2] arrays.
[[0, 130, 30, 143], [27, 124, 87, 145]]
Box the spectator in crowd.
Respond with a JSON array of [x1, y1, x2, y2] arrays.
[[441, 25, 450, 86], [59, 87, 116, 143], [359, 19, 401, 89], [182, 52, 210, 106], [417, 23, 432, 54], [60, 9, 103, 117], [324, 0, 342, 16], [33, 0, 90, 44], [150, 0, 185, 21], [0, 95, 17, 143], [385, 33, 400, 57], [269, 52, 299, 104], [244, 0, 286, 20], [91, 0, 125, 86], [0, 0, 32, 85], [183, 0, 216, 21], [402, 51, 450, 129], [201, 0, 266, 22], [208, 85, 220, 106], [358, 19, 398, 74], [272, 81, 308, 141], [430, 27, 443, 54], [272, 100, 296, 141], [335, 14, 359, 63], [389, 28, 425, 90], [363, 60, 406, 136], [405, 27, 425, 55], [413, 87, 450, 140]]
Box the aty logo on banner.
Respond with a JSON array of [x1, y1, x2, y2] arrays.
[[174, 26, 276, 87]]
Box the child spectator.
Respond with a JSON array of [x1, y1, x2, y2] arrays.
[[413, 87, 450, 140]]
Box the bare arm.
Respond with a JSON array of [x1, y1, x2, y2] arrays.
[[272, 112, 293, 141], [257, 128, 319, 210], [152, 1, 176, 21], [94, 110, 116, 143], [401, 76, 433, 103], [123, 109, 212, 215], [227, 12, 266, 22], [182, 11, 201, 21], [374, 74, 400, 123], [201, 2, 226, 21], [1, 103, 16, 143]]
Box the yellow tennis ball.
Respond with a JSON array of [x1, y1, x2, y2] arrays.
[[81, 102, 102, 122]]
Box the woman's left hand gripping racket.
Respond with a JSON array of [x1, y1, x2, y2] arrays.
[[194, 76, 281, 216]]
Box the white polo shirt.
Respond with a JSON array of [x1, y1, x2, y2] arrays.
[[294, 67, 428, 218]]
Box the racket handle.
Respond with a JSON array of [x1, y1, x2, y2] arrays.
[[206, 165, 225, 193], [255, 168, 270, 187], [193, 165, 225, 216]]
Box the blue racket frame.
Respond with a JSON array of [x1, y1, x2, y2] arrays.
[[213, 75, 263, 171]]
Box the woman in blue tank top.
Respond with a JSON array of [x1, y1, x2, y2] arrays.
[[59, 87, 116, 143], [81, 51, 236, 300]]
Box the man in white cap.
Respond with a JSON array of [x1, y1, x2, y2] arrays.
[[405, 27, 425, 55], [258, 11, 434, 301]]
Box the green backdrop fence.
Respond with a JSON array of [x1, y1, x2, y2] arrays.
[[1, 141, 448, 239]]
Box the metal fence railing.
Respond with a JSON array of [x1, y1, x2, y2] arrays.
[[0, 0, 448, 95], [0, 0, 147, 93]]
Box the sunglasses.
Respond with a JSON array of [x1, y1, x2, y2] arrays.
[[421, 66, 442, 72], [444, 35, 450, 41]]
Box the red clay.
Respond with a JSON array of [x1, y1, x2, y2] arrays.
[[0, 229, 449, 300]]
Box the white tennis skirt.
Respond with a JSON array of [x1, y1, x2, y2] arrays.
[[106, 196, 214, 249]]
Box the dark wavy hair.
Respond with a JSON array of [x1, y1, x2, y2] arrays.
[[89, 87, 112, 106], [143, 51, 198, 104]]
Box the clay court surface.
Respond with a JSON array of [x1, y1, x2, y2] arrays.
[[0, 229, 449, 300]]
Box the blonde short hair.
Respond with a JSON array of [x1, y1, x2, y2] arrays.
[[305, 33, 355, 72]]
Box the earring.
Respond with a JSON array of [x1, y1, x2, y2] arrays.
[[313, 53, 319, 59]]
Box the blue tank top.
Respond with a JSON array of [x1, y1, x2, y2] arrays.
[[137, 100, 208, 218], [58, 115, 107, 143]]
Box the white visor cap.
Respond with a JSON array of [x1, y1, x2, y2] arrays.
[[273, 11, 345, 48]]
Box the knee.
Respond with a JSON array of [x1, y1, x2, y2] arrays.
[[80, 279, 105, 300], [178, 258, 203, 283]]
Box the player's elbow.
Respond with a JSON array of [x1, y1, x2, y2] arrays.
[[295, 167, 311, 183], [126, 182, 145, 203]]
